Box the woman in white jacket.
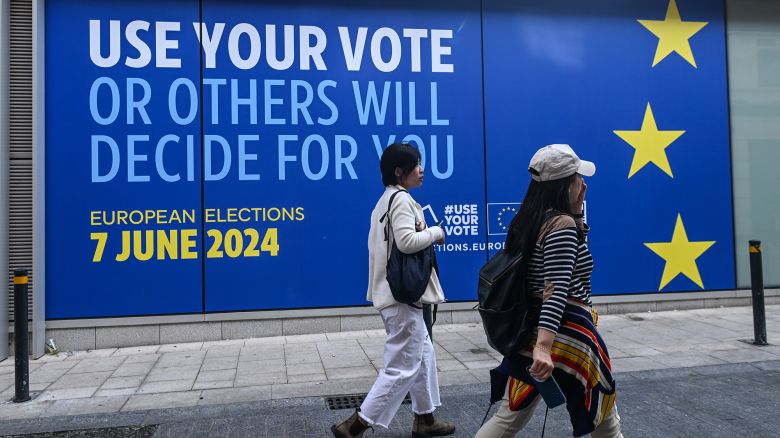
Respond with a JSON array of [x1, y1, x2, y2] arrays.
[[331, 143, 456, 438]]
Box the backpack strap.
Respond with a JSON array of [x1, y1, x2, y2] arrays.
[[537, 210, 584, 245]]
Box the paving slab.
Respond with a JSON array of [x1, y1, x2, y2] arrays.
[[203, 345, 243, 357], [49, 371, 113, 390], [158, 343, 203, 353], [286, 363, 325, 376], [69, 349, 118, 359], [44, 395, 129, 416], [436, 359, 467, 371], [238, 348, 285, 362], [283, 353, 322, 365], [137, 380, 194, 395], [649, 353, 728, 369], [236, 360, 285, 374], [155, 352, 206, 368], [324, 366, 377, 380], [196, 369, 236, 383], [123, 354, 161, 364], [122, 391, 202, 412], [436, 370, 479, 386], [201, 356, 240, 371], [708, 347, 780, 363], [113, 345, 161, 356], [39, 387, 99, 401], [68, 357, 127, 374], [271, 380, 343, 399], [198, 385, 272, 406], [192, 380, 234, 390], [102, 376, 145, 390], [146, 365, 200, 382], [287, 373, 327, 384], [113, 362, 156, 377], [29, 367, 71, 384], [612, 356, 666, 373], [234, 372, 287, 387], [95, 388, 138, 397], [462, 359, 501, 370]]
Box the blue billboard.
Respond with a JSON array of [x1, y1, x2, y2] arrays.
[[483, 0, 734, 294], [45, 0, 734, 319]]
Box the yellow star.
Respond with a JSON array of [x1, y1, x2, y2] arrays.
[[644, 214, 715, 291], [638, 0, 708, 67], [613, 103, 684, 178]]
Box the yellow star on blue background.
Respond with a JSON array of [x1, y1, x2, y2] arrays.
[[614, 103, 685, 178], [638, 0, 709, 67], [644, 214, 716, 290]]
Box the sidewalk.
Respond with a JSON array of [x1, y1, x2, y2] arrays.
[[1, 305, 778, 423]]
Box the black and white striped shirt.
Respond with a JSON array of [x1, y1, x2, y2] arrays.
[[527, 226, 593, 333]]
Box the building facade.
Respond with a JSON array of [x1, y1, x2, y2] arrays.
[[2, 0, 779, 357]]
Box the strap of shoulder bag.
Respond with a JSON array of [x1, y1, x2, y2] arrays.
[[380, 190, 408, 262], [379, 189, 408, 240]]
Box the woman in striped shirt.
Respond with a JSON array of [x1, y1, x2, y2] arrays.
[[476, 144, 623, 437]]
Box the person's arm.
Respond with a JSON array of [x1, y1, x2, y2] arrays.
[[389, 193, 444, 254], [529, 226, 579, 379]]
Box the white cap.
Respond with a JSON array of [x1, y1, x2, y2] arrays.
[[528, 144, 596, 182]]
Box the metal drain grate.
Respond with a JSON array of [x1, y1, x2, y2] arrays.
[[326, 393, 412, 410], [326, 394, 366, 410], [626, 315, 645, 321], [5, 425, 158, 437], [470, 348, 489, 354]]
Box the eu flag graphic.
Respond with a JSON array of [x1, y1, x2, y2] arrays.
[[483, 0, 735, 294], [487, 203, 521, 236]]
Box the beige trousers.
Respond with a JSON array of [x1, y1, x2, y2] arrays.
[[475, 381, 623, 438]]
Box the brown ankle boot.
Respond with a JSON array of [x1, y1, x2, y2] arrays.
[[412, 413, 456, 437], [331, 408, 371, 438]]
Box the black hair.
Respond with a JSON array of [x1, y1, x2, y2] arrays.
[[379, 143, 421, 187], [504, 173, 579, 255]]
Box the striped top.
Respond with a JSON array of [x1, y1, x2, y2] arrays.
[[527, 221, 593, 333]]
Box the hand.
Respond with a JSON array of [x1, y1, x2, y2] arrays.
[[529, 347, 554, 380], [435, 226, 445, 245], [574, 182, 587, 215]]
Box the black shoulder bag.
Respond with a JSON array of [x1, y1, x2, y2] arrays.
[[380, 190, 435, 306]]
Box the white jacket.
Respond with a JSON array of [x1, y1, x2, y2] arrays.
[[367, 185, 446, 310]]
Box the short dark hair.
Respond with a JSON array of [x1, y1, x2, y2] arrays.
[[379, 143, 421, 187]]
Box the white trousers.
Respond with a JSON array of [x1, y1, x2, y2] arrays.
[[475, 380, 623, 438], [359, 303, 441, 428]]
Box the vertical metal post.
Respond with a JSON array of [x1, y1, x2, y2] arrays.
[[13, 270, 30, 402], [0, 0, 10, 362], [31, 0, 45, 359], [749, 241, 768, 346]]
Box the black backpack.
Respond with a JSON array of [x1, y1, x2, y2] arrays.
[[477, 249, 540, 357], [381, 190, 435, 305], [478, 212, 571, 357]]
